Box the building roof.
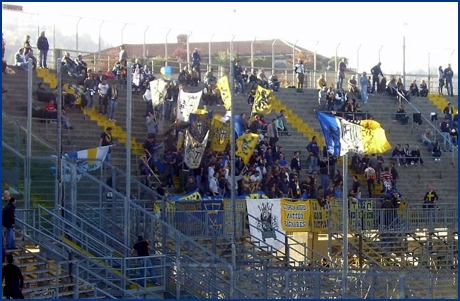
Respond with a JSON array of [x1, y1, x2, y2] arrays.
[[100, 39, 326, 60]]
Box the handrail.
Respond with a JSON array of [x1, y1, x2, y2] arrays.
[[14, 215, 138, 299], [128, 201, 255, 298], [56, 204, 132, 254], [2, 113, 59, 154], [393, 87, 457, 159], [246, 211, 339, 267], [37, 205, 126, 259], [168, 202, 272, 262]]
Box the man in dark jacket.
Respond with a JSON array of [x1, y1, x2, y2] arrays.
[[35, 82, 56, 103], [191, 48, 201, 82], [131, 236, 157, 286], [36, 31, 49, 68], [370, 62, 384, 93], [2, 254, 24, 299], [2, 198, 16, 250]]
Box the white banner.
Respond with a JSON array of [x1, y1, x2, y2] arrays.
[[150, 78, 168, 107], [132, 65, 141, 87], [177, 90, 202, 122], [184, 130, 209, 169], [246, 199, 284, 251]]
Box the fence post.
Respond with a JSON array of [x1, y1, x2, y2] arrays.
[[399, 273, 406, 298]]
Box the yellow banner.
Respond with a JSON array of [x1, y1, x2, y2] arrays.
[[235, 133, 259, 164], [244, 193, 268, 199], [310, 199, 329, 233], [281, 199, 310, 232], [210, 114, 230, 152], [216, 75, 232, 110], [252, 85, 273, 114]]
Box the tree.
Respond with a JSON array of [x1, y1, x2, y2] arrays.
[[172, 48, 187, 63]]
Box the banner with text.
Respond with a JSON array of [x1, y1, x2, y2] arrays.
[[223, 199, 247, 237], [177, 90, 202, 122], [280, 199, 310, 232]]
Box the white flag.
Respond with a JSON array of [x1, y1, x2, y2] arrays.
[[184, 130, 209, 169], [65, 145, 111, 172], [246, 198, 285, 251], [177, 90, 202, 122], [150, 78, 168, 108], [132, 66, 141, 87]]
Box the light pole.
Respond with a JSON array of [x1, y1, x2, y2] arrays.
[[271, 39, 277, 74], [76, 17, 82, 54], [165, 29, 171, 66], [402, 23, 408, 88], [98, 20, 105, 55], [251, 37, 256, 72], [335, 43, 341, 72], [186, 31, 193, 67], [98, 20, 105, 71], [314, 41, 318, 78], [402, 35, 406, 88], [357, 44, 362, 74], [293, 40, 298, 87], [143, 26, 149, 60], [208, 33, 214, 68], [121, 23, 127, 45], [428, 52, 431, 90]]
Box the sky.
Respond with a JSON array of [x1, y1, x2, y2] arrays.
[[2, 2, 458, 74]]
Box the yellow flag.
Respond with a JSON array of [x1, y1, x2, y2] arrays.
[[252, 85, 273, 114], [235, 133, 259, 164], [281, 199, 310, 232], [177, 131, 184, 150], [210, 114, 230, 152], [216, 75, 232, 110], [360, 119, 392, 155]]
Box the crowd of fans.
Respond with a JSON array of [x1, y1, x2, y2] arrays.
[[2, 33, 457, 208]]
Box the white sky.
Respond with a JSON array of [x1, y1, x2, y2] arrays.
[[3, 2, 458, 74]]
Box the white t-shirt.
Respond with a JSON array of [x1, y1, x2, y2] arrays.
[[98, 83, 109, 95], [143, 89, 152, 101]]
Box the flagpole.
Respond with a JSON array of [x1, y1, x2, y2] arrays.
[[125, 62, 132, 256], [56, 57, 63, 214], [342, 153, 349, 298], [229, 34, 236, 278]]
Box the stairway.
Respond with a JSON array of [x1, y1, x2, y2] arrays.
[[5, 234, 105, 299]]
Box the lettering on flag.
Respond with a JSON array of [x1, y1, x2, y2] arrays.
[[210, 114, 230, 152], [310, 199, 329, 233], [252, 85, 273, 114], [223, 199, 246, 236], [281, 199, 310, 232], [236, 133, 259, 164], [216, 75, 232, 110], [184, 130, 209, 169], [189, 109, 213, 142], [177, 90, 203, 122], [150, 78, 169, 107]]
